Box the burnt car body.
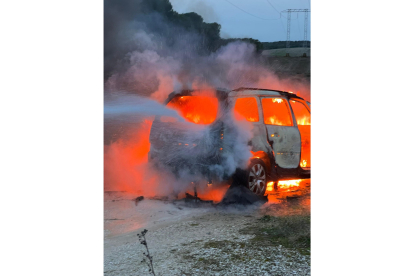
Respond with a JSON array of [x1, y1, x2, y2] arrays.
[[149, 87, 311, 196]]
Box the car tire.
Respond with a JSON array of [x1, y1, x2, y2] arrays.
[[246, 159, 268, 196], [230, 159, 268, 196]]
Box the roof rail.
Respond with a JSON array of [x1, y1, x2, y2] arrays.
[[232, 87, 304, 100]]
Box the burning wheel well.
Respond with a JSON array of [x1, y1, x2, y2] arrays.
[[250, 151, 272, 175]]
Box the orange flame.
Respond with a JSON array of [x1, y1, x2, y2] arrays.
[[104, 120, 159, 194], [300, 159, 307, 168], [166, 94, 218, 124], [266, 181, 275, 192], [268, 116, 284, 125], [277, 179, 302, 189], [296, 116, 311, 126], [272, 98, 283, 103], [234, 97, 259, 122]]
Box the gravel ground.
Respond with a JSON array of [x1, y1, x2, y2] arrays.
[[104, 182, 310, 276]]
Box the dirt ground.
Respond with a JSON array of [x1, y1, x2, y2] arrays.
[[104, 181, 310, 276]]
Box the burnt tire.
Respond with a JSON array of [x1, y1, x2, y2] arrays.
[[231, 159, 267, 196]]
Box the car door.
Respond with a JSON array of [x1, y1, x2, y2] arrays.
[[289, 99, 311, 169], [260, 97, 301, 169], [232, 96, 271, 154]]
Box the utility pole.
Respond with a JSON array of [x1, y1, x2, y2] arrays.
[[282, 9, 310, 48], [303, 9, 309, 48], [286, 10, 291, 48]]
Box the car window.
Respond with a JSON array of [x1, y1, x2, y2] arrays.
[[261, 98, 293, 126], [289, 100, 311, 125], [166, 95, 219, 124], [234, 97, 259, 122]]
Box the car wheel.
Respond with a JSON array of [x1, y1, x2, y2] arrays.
[[247, 160, 267, 196]]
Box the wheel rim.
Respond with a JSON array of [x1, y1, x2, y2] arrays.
[[248, 163, 266, 195]]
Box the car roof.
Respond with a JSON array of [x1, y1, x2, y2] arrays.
[[230, 87, 305, 100], [164, 87, 306, 104]]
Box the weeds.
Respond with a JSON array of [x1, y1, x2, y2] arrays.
[[240, 215, 311, 255], [137, 229, 156, 276]]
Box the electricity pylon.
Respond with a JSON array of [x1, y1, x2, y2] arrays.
[[281, 9, 310, 48]]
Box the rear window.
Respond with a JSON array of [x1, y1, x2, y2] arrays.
[[166, 95, 219, 124], [234, 97, 259, 122], [261, 98, 293, 126]]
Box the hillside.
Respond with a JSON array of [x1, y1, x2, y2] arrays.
[[262, 47, 310, 57]]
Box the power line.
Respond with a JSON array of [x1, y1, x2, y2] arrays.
[[265, 0, 289, 41], [265, 0, 283, 15], [266, 0, 289, 18], [224, 0, 280, 21]]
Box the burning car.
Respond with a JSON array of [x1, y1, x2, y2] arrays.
[[148, 88, 310, 196]]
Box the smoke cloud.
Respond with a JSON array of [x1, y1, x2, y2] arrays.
[[104, 93, 252, 196]]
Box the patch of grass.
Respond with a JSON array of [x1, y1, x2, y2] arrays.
[[259, 215, 272, 222], [203, 240, 228, 249], [203, 240, 249, 251], [196, 257, 221, 269], [240, 215, 310, 255], [189, 223, 199, 226]]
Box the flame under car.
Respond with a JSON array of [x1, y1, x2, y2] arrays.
[[148, 88, 311, 196]]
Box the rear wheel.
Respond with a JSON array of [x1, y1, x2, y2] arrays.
[[247, 160, 267, 196]]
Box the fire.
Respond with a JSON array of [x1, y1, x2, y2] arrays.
[[186, 114, 201, 123], [266, 179, 305, 192], [296, 116, 311, 125], [268, 116, 284, 125], [104, 119, 160, 194], [166, 95, 219, 124], [290, 100, 311, 125], [195, 184, 229, 203], [261, 98, 292, 126], [234, 97, 259, 122], [277, 179, 302, 189], [266, 181, 274, 192], [300, 159, 307, 167], [272, 98, 283, 103]]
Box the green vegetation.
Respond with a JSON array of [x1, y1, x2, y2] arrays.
[[240, 215, 311, 255], [262, 47, 310, 57], [262, 41, 311, 50], [199, 214, 310, 257]]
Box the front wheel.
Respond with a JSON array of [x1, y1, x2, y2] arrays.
[[247, 160, 267, 196]]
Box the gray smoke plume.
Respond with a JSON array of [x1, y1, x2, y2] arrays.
[[104, 0, 303, 100], [104, 92, 252, 196]]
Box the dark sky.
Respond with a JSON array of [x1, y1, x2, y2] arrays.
[[170, 0, 311, 42]]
